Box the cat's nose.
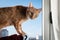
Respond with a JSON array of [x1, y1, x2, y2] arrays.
[[38, 8, 42, 13], [39, 8, 42, 11]]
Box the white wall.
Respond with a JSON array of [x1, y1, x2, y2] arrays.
[[58, 0, 60, 39]]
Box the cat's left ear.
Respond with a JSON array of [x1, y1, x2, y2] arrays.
[[28, 2, 33, 7]]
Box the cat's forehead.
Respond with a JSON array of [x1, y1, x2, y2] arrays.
[[29, 7, 38, 10]]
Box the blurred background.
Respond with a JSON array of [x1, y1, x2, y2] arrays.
[[0, 0, 42, 40]]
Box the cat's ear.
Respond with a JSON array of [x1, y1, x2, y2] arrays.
[[29, 2, 33, 7]]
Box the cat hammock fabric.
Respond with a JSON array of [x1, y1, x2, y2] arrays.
[[0, 34, 23, 40]]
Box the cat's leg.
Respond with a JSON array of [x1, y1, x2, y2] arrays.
[[14, 21, 26, 36]]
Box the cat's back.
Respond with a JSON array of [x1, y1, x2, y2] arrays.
[[0, 6, 14, 23], [0, 5, 27, 23]]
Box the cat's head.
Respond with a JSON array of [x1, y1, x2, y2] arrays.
[[26, 2, 42, 19]]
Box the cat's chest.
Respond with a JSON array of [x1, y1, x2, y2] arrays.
[[19, 19, 27, 24]]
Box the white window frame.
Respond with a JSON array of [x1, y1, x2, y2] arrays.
[[43, 0, 50, 40]]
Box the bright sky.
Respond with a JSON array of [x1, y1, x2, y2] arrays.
[[0, 0, 42, 37]]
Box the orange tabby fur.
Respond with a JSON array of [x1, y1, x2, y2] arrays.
[[0, 3, 42, 36]]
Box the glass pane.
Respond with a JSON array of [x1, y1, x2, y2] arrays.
[[0, 0, 42, 40]]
